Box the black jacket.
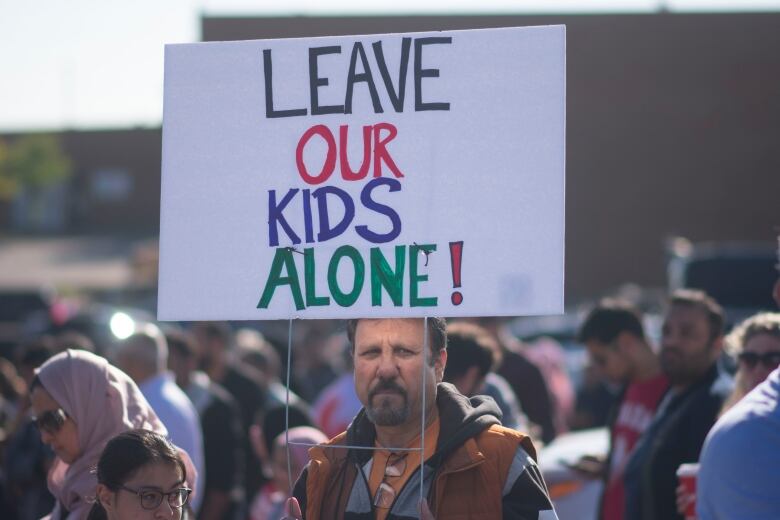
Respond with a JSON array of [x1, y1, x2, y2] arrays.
[[623, 364, 732, 520]]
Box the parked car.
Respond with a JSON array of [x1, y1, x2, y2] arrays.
[[48, 303, 155, 356], [0, 289, 54, 358], [667, 237, 777, 327]]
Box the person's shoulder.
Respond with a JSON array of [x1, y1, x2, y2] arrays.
[[681, 368, 732, 417], [207, 380, 239, 409], [501, 348, 545, 378], [712, 394, 780, 445], [476, 424, 535, 456], [475, 426, 543, 496], [480, 423, 525, 439], [149, 376, 187, 410], [485, 373, 515, 395], [202, 384, 242, 423], [708, 369, 734, 400], [309, 430, 347, 454], [740, 370, 780, 412], [159, 377, 199, 417], [306, 431, 350, 467], [226, 364, 266, 394], [324, 431, 348, 444], [701, 399, 780, 488]]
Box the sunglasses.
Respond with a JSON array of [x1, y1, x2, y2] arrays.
[[373, 452, 407, 509], [738, 351, 780, 370], [32, 408, 68, 434], [119, 485, 191, 510]]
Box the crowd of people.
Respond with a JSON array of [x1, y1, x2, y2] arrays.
[[0, 252, 777, 519], [579, 285, 780, 519]]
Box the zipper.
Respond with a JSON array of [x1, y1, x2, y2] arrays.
[[356, 460, 376, 516], [386, 464, 424, 517], [357, 456, 486, 518]]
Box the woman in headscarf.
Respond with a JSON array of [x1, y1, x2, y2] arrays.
[[29, 349, 177, 519]]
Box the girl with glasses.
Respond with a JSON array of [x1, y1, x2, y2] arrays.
[[29, 349, 191, 520], [90, 429, 190, 520]]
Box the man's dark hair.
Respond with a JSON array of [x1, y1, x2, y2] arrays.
[[443, 322, 496, 381], [669, 289, 725, 340], [166, 329, 198, 359], [259, 404, 313, 455], [578, 299, 646, 345], [193, 321, 233, 346], [346, 318, 447, 365]]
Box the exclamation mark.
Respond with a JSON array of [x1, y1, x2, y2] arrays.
[[449, 241, 464, 305]]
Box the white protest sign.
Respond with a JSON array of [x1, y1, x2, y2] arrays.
[[158, 25, 565, 321]]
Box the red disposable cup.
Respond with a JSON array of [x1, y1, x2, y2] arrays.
[[676, 463, 699, 519]]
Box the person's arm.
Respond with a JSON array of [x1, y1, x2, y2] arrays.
[[501, 446, 559, 520], [507, 359, 558, 443]]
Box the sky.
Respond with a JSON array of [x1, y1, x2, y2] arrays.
[[1, 0, 779, 131]]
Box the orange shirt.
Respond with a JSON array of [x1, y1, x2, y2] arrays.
[[368, 418, 440, 520]]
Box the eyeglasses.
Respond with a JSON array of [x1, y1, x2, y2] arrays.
[[738, 351, 780, 370], [119, 486, 191, 510], [32, 408, 68, 434], [373, 452, 407, 509]]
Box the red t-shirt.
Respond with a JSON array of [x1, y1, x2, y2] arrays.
[[601, 373, 669, 520]]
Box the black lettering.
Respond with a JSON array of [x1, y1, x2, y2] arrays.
[[345, 42, 383, 114], [373, 38, 411, 113], [309, 46, 345, 116], [414, 37, 452, 112], [263, 49, 307, 118]]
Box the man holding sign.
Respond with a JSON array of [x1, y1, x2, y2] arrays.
[[159, 23, 566, 519], [288, 317, 558, 519]]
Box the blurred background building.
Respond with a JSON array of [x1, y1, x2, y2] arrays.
[[1, 10, 777, 312]]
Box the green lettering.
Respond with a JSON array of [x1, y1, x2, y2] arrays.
[[257, 247, 305, 310], [409, 243, 437, 307], [327, 245, 365, 307], [304, 248, 330, 307], [370, 246, 405, 306]]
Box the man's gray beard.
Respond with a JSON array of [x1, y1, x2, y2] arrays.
[[365, 395, 410, 426]]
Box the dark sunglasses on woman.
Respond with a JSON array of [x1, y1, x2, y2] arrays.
[[32, 408, 68, 434], [738, 351, 780, 370]]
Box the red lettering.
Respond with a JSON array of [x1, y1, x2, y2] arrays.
[[372, 123, 404, 178], [296, 125, 337, 185], [339, 125, 372, 181], [296, 123, 404, 184]]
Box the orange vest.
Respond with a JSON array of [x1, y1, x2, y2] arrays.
[[304, 425, 535, 519]]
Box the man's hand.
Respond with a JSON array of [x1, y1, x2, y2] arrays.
[[419, 499, 435, 520], [565, 454, 606, 479], [282, 497, 303, 520]]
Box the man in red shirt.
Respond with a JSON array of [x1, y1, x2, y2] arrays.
[[578, 299, 669, 520]]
